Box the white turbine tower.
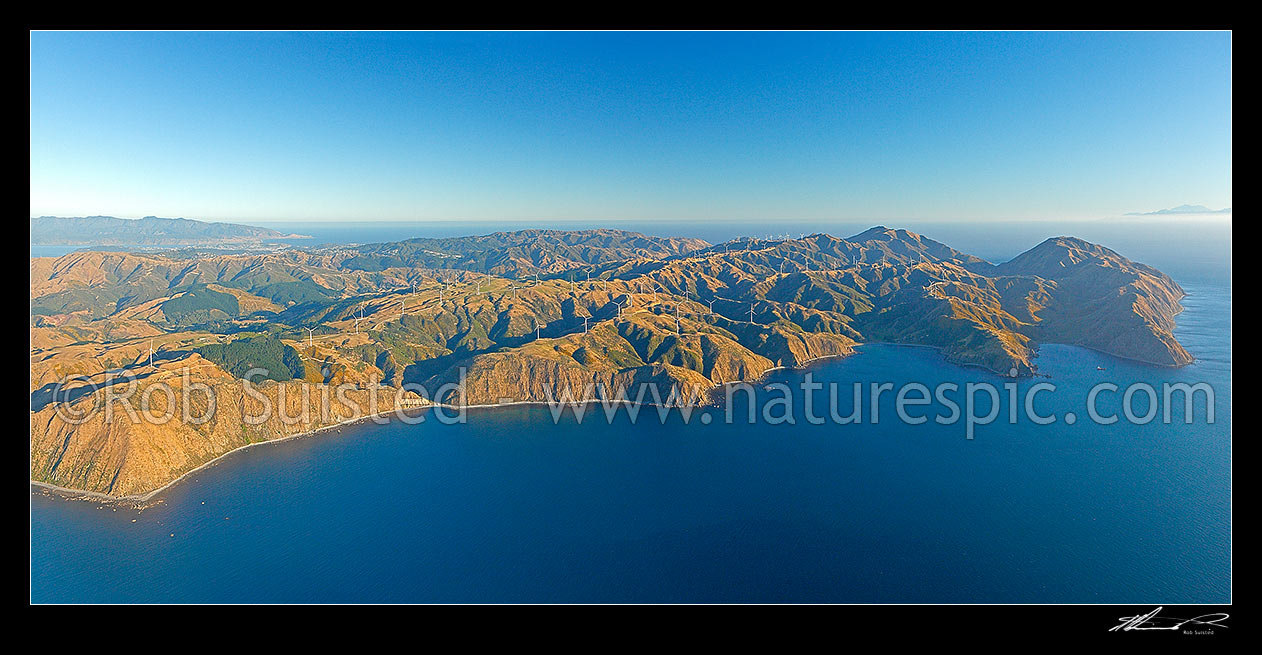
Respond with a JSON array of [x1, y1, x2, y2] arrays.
[[707, 299, 715, 314], [748, 304, 755, 324], [583, 316, 588, 334], [306, 326, 317, 350]]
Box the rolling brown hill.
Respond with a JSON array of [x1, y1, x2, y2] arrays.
[[30, 227, 1192, 498]]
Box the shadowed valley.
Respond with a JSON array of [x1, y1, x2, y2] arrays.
[[30, 227, 1191, 497]]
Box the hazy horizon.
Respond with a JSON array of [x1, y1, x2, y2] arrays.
[[30, 31, 1231, 223], [26, 213, 1236, 225], [29, 29, 1233, 612]]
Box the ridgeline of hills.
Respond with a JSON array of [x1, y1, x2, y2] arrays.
[[30, 226, 1192, 498], [30, 215, 303, 246], [340, 229, 709, 274]]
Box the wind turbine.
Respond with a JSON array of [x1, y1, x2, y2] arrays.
[[707, 299, 716, 314], [354, 308, 364, 335], [748, 304, 756, 323], [305, 326, 317, 350], [583, 316, 589, 334], [149, 338, 154, 367]]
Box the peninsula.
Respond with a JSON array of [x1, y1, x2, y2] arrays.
[[30, 215, 307, 248], [30, 227, 1191, 498]]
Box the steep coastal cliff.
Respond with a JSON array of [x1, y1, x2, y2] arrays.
[[30, 227, 1190, 498]]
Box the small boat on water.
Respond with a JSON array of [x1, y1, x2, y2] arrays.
[[1096, 366, 1106, 371]]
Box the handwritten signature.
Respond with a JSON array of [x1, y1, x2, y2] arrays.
[[1110, 607, 1230, 632]]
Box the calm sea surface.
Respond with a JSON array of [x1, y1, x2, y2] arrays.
[[30, 223, 1231, 603]]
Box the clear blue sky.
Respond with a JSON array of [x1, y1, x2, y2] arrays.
[[29, 31, 1231, 223]]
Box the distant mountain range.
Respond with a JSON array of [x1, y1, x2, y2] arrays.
[[340, 229, 710, 275], [1125, 204, 1232, 216], [29, 215, 305, 246]]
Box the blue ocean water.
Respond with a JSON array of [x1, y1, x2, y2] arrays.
[[29, 245, 83, 258], [30, 222, 1230, 602], [30, 278, 1230, 603]]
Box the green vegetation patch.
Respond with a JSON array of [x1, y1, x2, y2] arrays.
[[196, 333, 305, 381], [161, 284, 239, 325], [247, 279, 334, 306]]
